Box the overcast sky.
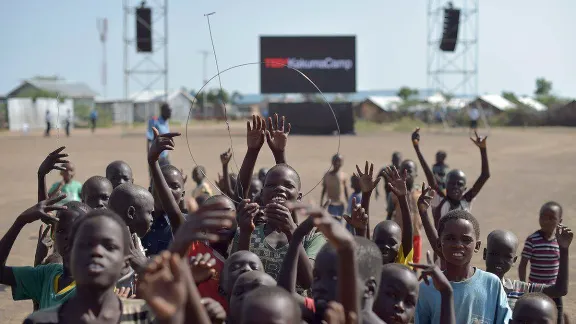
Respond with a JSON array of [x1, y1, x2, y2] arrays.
[[1, 0, 574, 98]]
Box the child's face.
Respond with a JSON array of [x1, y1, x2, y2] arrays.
[[332, 156, 343, 171], [229, 272, 276, 323], [83, 180, 113, 209], [192, 167, 205, 183], [435, 152, 446, 164], [373, 222, 402, 264], [445, 171, 466, 201], [400, 161, 417, 188], [129, 193, 155, 237], [373, 266, 419, 324], [392, 154, 402, 168], [70, 216, 127, 289], [55, 211, 80, 269], [248, 178, 263, 202], [261, 167, 300, 205], [439, 219, 480, 266], [202, 196, 237, 244], [311, 247, 339, 310], [539, 205, 561, 235], [60, 164, 75, 182], [511, 297, 557, 324], [107, 164, 133, 189], [224, 251, 264, 296], [484, 232, 517, 279], [240, 296, 298, 324], [157, 169, 185, 207]]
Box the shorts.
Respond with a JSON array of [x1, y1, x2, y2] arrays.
[[470, 120, 478, 129], [327, 204, 344, 217], [413, 235, 422, 263]]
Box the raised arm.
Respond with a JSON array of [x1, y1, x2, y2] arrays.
[[411, 128, 444, 197], [417, 183, 440, 253], [463, 131, 490, 202], [37, 147, 68, 202], [237, 116, 266, 199], [218, 149, 234, 198], [265, 113, 290, 165], [148, 127, 186, 233], [383, 166, 413, 256], [278, 215, 315, 294], [353, 162, 381, 239], [543, 225, 572, 297]]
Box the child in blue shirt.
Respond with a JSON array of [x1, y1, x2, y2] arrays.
[[345, 174, 362, 233], [415, 209, 512, 324]]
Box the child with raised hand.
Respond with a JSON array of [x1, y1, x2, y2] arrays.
[[47, 162, 82, 206], [191, 165, 213, 198], [105, 160, 134, 189], [415, 209, 511, 324], [377, 151, 402, 204], [145, 127, 186, 256], [344, 162, 380, 238], [0, 196, 71, 310], [81, 176, 113, 209], [410, 128, 490, 222], [510, 293, 558, 324], [37, 147, 69, 202], [484, 225, 571, 312], [432, 150, 449, 191], [217, 148, 235, 198]]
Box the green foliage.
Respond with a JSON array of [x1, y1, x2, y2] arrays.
[[13, 88, 60, 100], [397, 87, 419, 101], [535, 78, 552, 96], [501, 91, 521, 105]]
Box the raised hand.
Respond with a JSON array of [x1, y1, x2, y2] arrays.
[[201, 298, 226, 324], [38, 146, 69, 177], [343, 197, 367, 231], [291, 203, 354, 251], [246, 115, 265, 149], [176, 202, 236, 244], [381, 166, 408, 197], [189, 253, 217, 284], [410, 251, 452, 294], [115, 287, 135, 299], [354, 161, 381, 193], [417, 182, 435, 213], [220, 148, 232, 165], [470, 130, 488, 149], [148, 127, 181, 163], [138, 252, 188, 319], [557, 225, 573, 249], [411, 127, 421, 146], [18, 195, 67, 225], [237, 199, 259, 233], [265, 113, 291, 153]]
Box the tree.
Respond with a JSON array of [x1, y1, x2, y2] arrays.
[[397, 87, 419, 101], [535, 78, 552, 96], [231, 91, 243, 103]]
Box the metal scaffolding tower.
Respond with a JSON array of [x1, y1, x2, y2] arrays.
[[123, 0, 168, 127], [427, 0, 478, 98]]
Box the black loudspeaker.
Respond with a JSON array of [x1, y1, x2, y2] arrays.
[[136, 7, 152, 52], [440, 8, 461, 52]]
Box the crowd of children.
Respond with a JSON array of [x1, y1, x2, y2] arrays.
[[0, 112, 572, 323]]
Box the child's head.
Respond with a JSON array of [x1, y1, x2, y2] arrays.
[[331, 154, 343, 171], [152, 165, 185, 209], [195, 194, 210, 207], [539, 201, 562, 236], [351, 174, 361, 192], [312, 237, 383, 313], [55, 201, 91, 270], [435, 150, 447, 164], [240, 286, 301, 324], [445, 169, 467, 201], [484, 230, 518, 279], [69, 209, 131, 290], [108, 183, 154, 237], [258, 168, 269, 184], [81, 176, 113, 209], [248, 177, 263, 202], [511, 292, 557, 324], [261, 163, 301, 205], [192, 166, 207, 184], [391, 152, 402, 168], [399, 160, 418, 189], [202, 195, 238, 250], [105, 160, 134, 188], [221, 250, 264, 298], [160, 102, 172, 120], [229, 271, 277, 323], [373, 220, 402, 264], [373, 264, 419, 324], [437, 210, 481, 266], [60, 162, 76, 182]]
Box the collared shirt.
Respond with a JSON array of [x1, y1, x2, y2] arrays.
[[141, 214, 173, 257], [146, 117, 170, 158]]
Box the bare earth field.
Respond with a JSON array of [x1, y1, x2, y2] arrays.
[[0, 123, 575, 322]]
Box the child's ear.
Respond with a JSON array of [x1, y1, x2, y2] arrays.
[[483, 248, 487, 260], [365, 277, 377, 299], [297, 193, 303, 201], [127, 206, 136, 220], [474, 241, 482, 253]]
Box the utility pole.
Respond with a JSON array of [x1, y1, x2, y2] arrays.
[[97, 18, 108, 98], [198, 50, 210, 119]]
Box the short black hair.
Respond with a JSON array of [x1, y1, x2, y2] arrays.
[[381, 263, 414, 279], [266, 163, 301, 190], [105, 160, 132, 174], [161, 164, 183, 178], [70, 209, 131, 255], [58, 201, 91, 218], [437, 209, 480, 240], [192, 165, 206, 176], [242, 286, 301, 322], [108, 183, 151, 215], [540, 201, 563, 217], [81, 176, 112, 195], [355, 237, 384, 289], [515, 292, 558, 318], [332, 154, 342, 162]]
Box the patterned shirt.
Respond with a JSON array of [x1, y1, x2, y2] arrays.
[[23, 298, 156, 324], [502, 278, 546, 311], [522, 231, 560, 284]]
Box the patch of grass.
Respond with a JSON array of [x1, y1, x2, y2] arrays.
[[391, 117, 427, 132], [354, 120, 385, 133]]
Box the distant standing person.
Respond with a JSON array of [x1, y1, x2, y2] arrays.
[[65, 109, 71, 137], [44, 110, 51, 137], [468, 106, 480, 134], [146, 102, 172, 168], [89, 108, 98, 133]]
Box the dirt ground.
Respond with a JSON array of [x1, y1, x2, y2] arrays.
[[0, 123, 575, 322]]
